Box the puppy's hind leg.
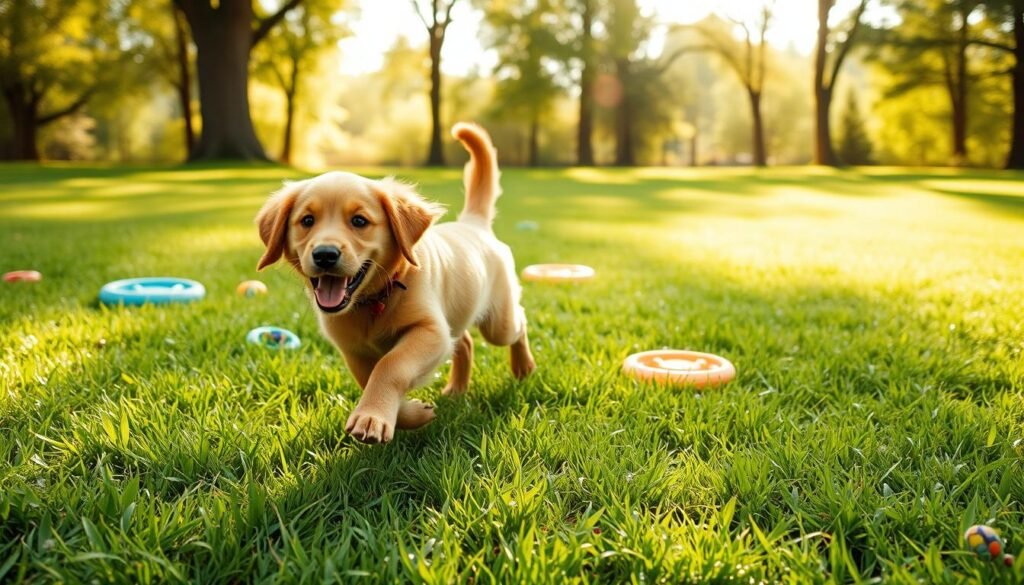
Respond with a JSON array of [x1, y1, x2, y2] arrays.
[[479, 288, 536, 380], [509, 326, 535, 381], [442, 330, 474, 396]]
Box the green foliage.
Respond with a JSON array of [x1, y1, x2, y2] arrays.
[[837, 89, 874, 165], [252, 0, 349, 97], [251, 0, 351, 163], [0, 0, 138, 158], [1, 165, 1023, 581], [869, 0, 1013, 165], [479, 0, 570, 158], [2, 0, 1020, 167], [0, 0, 115, 96]]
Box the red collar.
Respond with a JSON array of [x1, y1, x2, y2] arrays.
[[356, 274, 407, 316]]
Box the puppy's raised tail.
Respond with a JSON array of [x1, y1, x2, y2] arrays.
[[453, 122, 501, 226]]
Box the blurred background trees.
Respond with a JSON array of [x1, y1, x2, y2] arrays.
[[0, 0, 1019, 169]]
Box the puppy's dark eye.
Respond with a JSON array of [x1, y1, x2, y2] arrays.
[[351, 215, 369, 228], [301, 214, 315, 228]]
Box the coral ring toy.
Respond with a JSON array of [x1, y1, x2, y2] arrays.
[[99, 277, 206, 306], [4, 270, 42, 283], [521, 264, 595, 283], [623, 350, 736, 389]]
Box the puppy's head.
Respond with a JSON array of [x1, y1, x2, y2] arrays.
[[255, 172, 444, 314]]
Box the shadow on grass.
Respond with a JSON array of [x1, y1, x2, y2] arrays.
[[930, 188, 1024, 217]]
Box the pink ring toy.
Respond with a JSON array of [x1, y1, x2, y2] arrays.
[[3, 270, 42, 283]]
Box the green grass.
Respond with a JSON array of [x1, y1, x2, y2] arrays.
[[1, 163, 1023, 583]]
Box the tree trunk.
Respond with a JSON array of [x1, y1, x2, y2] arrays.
[[689, 132, 698, 166], [426, 30, 445, 166], [814, 0, 837, 166], [182, 0, 268, 161], [613, 58, 635, 166], [576, 0, 595, 166], [3, 86, 41, 161], [1006, 2, 1024, 170], [950, 89, 967, 165], [815, 87, 835, 165], [281, 63, 299, 165], [282, 91, 295, 165], [528, 113, 540, 167], [948, 12, 969, 165], [749, 89, 767, 166], [172, 5, 195, 157]]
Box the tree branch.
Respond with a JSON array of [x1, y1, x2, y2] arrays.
[[756, 5, 771, 90], [252, 0, 304, 48], [410, 0, 430, 30], [826, 0, 867, 90], [975, 66, 1014, 78], [967, 38, 1014, 53], [693, 27, 745, 82], [440, 0, 457, 31], [654, 45, 708, 73], [36, 87, 96, 126]]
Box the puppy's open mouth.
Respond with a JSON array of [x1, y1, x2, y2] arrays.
[[310, 261, 371, 313]]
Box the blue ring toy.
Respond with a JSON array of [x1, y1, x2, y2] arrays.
[[246, 326, 301, 350], [99, 277, 206, 306]]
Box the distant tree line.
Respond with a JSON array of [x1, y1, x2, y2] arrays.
[[0, 0, 1021, 168]]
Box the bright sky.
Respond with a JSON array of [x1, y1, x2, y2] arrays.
[[337, 0, 874, 77]]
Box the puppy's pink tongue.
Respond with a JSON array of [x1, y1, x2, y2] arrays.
[[315, 275, 349, 308]]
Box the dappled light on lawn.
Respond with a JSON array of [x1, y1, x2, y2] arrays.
[[1, 165, 1022, 582]]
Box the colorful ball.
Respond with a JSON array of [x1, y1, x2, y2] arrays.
[[237, 280, 268, 297], [246, 326, 300, 350], [964, 525, 1005, 560]]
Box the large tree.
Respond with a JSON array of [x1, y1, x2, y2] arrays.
[[590, 0, 693, 166], [877, 0, 983, 165], [0, 0, 121, 160], [814, 0, 868, 166], [572, 0, 597, 165], [480, 0, 568, 166], [254, 0, 347, 164], [605, 0, 646, 166], [975, 0, 1024, 168], [694, 7, 774, 167], [410, 0, 459, 166], [173, 0, 304, 161], [126, 0, 197, 160]]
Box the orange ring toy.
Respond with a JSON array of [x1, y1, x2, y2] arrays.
[[623, 350, 736, 389], [521, 264, 595, 283]]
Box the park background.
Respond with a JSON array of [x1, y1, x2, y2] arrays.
[[2, 0, 1024, 583], [2, 0, 1023, 170]]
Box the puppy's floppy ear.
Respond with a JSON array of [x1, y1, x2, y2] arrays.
[[377, 178, 446, 267], [255, 181, 304, 270]]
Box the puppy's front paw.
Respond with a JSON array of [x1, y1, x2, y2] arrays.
[[345, 408, 396, 444]]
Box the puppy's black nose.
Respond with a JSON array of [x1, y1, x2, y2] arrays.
[[312, 245, 340, 268]]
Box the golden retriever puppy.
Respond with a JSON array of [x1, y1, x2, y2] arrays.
[[255, 123, 536, 444]]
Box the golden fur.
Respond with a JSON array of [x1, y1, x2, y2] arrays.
[[255, 123, 536, 443]]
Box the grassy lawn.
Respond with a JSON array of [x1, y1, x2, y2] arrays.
[[1, 163, 1023, 583]]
